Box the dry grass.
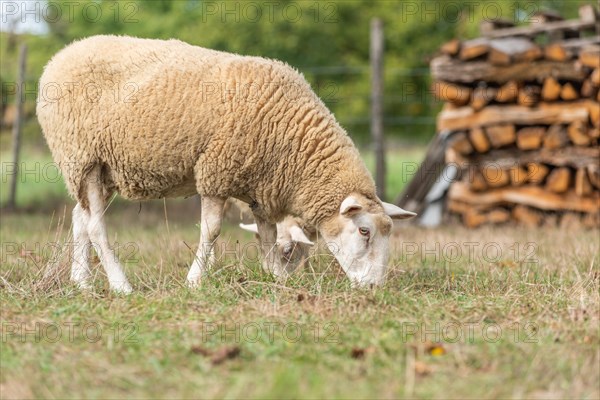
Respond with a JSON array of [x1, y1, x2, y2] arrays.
[[1, 201, 599, 399]]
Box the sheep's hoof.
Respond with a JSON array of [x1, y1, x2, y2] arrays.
[[186, 277, 200, 289], [110, 281, 133, 294], [70, 277, 92, 291]]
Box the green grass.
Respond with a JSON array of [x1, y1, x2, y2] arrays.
[[1, 207, 598, 399]]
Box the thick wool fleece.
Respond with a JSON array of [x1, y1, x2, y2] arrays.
[[37, 35, 379, 225]]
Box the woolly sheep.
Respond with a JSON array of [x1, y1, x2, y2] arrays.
[[240, 216, 316, 273], [230, 198, 315, 272], [36, 35, 416, 293]]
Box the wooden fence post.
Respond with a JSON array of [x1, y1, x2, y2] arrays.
[[8, 44, 27, 210], [370, 18, 386, 200]]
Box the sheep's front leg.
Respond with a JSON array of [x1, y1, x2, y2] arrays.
[[187, 196, 226, 287], [254, 216, 285, 278], [71, 203, 92, 289]]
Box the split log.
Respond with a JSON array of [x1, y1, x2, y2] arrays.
[[545, 167, 571, 193], [431, 56, 587, 84], [541, 77, 561, 101], [433, 81, 472, 106], [460, 147, 600, 170], [468, 169, 488, 192], [518, 85, 541, 106], [462, 209, 487, 229], [437, 101, 591, 131], [447, 199, 494, 214], [440, 39, 460, 56], [560, 82, 579, 101], [469, 127, 491, 153], [586, 100, 599, 126], [463, 208, 511, 228], [587, 164, 600, 189], [481, 165, 510, 188], [575, 168, 593, 196], [449, 131, 473, 155], [516, 126, 545, 150], [512, 205, 542, 228], [496, 81, 519, 103], [471, 86, 497, 111], [509, 165, 529, 186], [487, 209, 511, 223], [486, 124, 516, 148], [544, 37, 600, 61], [459, 38, 490, 60], [544, 43, 570, 61], [448, 181, 600, 213], [579, 45, 600, 68], [488, 38, 542, 65], [543, 124, 569, 149], [581, 79, 596, 98], [567, 120, 591, 146], [591, 69, 600, 86], [527, 163, 550, 184]]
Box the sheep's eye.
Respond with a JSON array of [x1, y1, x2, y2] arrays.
[[358, 227, 370, 236], [282, 243, 294, 260]]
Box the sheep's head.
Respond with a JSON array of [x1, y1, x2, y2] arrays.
[[240, 216, 314, 274], [319, 193, 416, 287]]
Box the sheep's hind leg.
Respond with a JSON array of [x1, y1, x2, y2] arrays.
[[70, 203, 92, 289], [187, 196, 226, 287], [85, 178, 132, 294]]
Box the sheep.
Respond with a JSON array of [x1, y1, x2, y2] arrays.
[[239, 216, 316, 274], [36, 35, 416, 293], [229, 198, 315, 273]]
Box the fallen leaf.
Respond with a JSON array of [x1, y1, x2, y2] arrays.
[[210, 346, 241, 365], [351, 347, 365, 359], [190, 345, 211, 357], [414, 360, 432, 376], [424, 341, 446, 356], [350, 346, 375, 359], [190, 345, 241, 365]]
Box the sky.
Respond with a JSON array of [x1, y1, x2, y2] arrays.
[[1, 0, 49, 35]]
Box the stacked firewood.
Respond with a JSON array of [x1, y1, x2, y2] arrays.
[[431, 5, 600, 228]]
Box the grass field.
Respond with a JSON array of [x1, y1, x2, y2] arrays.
[[1, 203, 599, 399], [1, 137, 599, 398]]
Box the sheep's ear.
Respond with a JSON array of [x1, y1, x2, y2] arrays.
[[340, 196, 363, 216], [289, 225, 314, 246], [382, 202, 417, 220], [239, 223, 259, 234]]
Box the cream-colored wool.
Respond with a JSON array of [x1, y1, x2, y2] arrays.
[[37, 35, 380, 227]]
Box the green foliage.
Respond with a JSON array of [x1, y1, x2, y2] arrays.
[[0, 0, 589, 141]]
